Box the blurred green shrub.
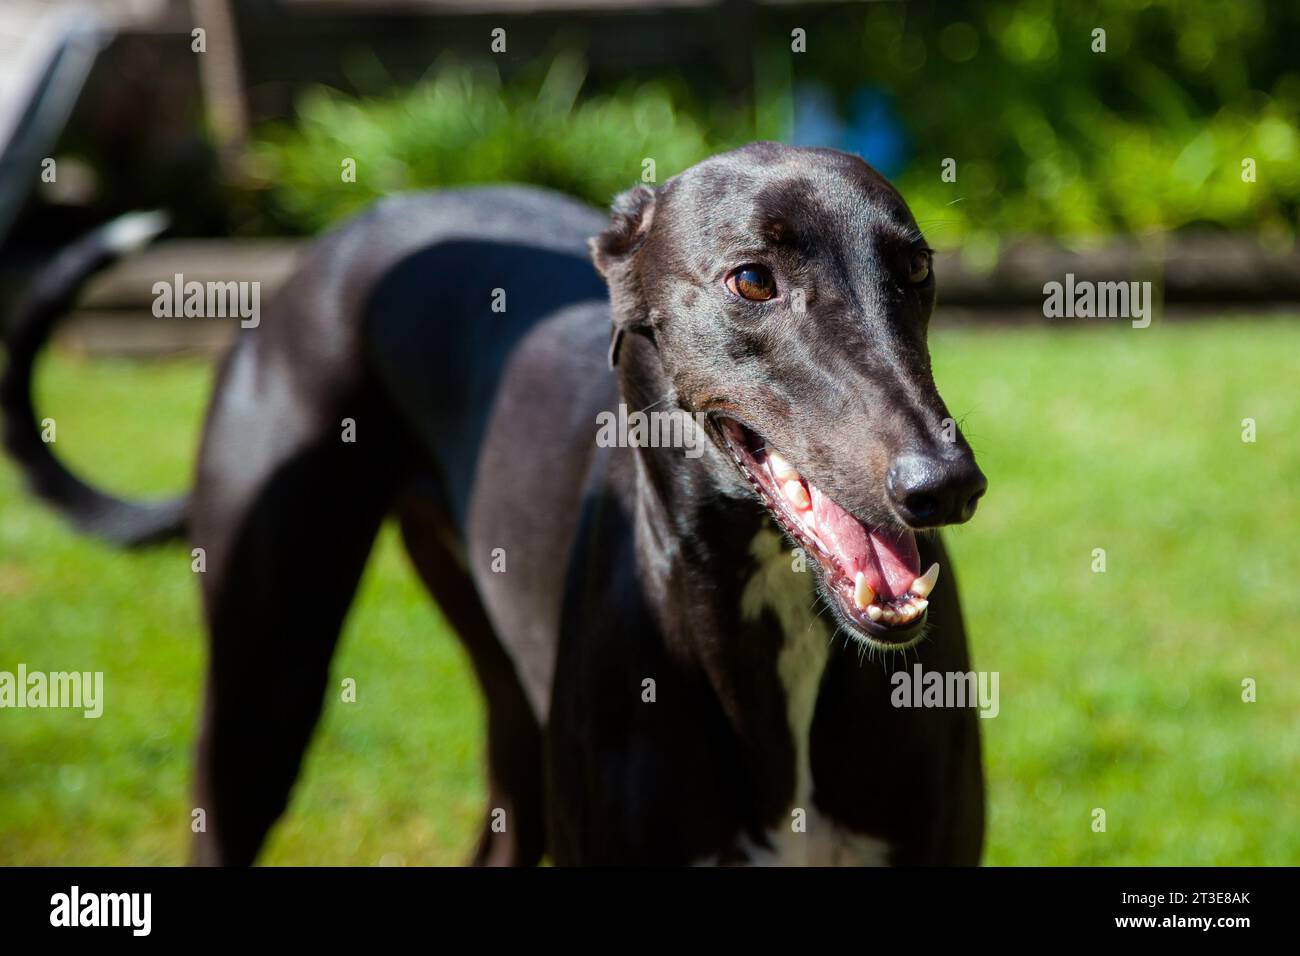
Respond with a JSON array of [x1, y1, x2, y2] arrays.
[[244, 0, 1300, 249], [242, 53, 745, 233], [868, 0, 1300, 253]]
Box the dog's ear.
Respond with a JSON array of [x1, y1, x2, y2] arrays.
[[590, 184, 656, 277], [589, 184, 656, 368]]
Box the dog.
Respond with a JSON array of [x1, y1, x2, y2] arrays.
[[3, 142, 988, 865]]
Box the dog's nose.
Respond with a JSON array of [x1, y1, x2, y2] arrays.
[[887, 453, 987, 528]]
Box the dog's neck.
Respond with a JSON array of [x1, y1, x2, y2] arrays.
[[615, 334, 832, 830], [614, 333, 767, 632]]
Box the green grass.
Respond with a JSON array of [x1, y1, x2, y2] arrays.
[[2, 318, 1297, 865], [0, 353, 485, 865]]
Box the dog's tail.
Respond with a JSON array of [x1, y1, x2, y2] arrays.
[[1, 211, 189, 547]]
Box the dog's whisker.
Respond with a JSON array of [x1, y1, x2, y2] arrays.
[[633, 393, 676, 415]]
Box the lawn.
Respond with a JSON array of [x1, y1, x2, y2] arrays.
[[1, 317, 1297, 865]]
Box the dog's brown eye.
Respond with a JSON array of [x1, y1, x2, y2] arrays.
[[909, 250, 932, 284], [726, 264, 777, 301]]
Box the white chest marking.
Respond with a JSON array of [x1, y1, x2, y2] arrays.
[[729, 527, 891, 867]]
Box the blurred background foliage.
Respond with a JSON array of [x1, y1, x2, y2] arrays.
[[243, 0, 1300, 255], [243, 52, 742, 233]]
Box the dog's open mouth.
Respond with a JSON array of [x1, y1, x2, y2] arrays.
[[717, 418, 938, 645]]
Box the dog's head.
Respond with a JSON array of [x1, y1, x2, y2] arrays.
[[591, 142, 986, 648]]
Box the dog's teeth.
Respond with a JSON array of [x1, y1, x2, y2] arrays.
[[912, 598, 928, 613], [910, 563, 940, 599], [768, 450, 798, 480], [853, 572, 875, 610], [867, 605, 883, 622], [782, 480, 810, 510]]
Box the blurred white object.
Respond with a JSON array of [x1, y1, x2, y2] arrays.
[[0, 1, 168, 241]]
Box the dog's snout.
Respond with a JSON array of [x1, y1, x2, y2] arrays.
[[887, 453, 987, 528]]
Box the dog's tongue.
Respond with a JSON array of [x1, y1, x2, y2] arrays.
[[809, 484, 920, 600]]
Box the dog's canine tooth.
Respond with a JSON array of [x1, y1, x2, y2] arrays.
[[782, 479, 810, 510], [911, 563, 940, 599], [768, 450, 798, 480], [867, 605, 883, 622], [853, 572, 875, 610]]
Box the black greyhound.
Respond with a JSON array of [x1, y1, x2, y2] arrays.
[[3, 143, 987, 865]]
